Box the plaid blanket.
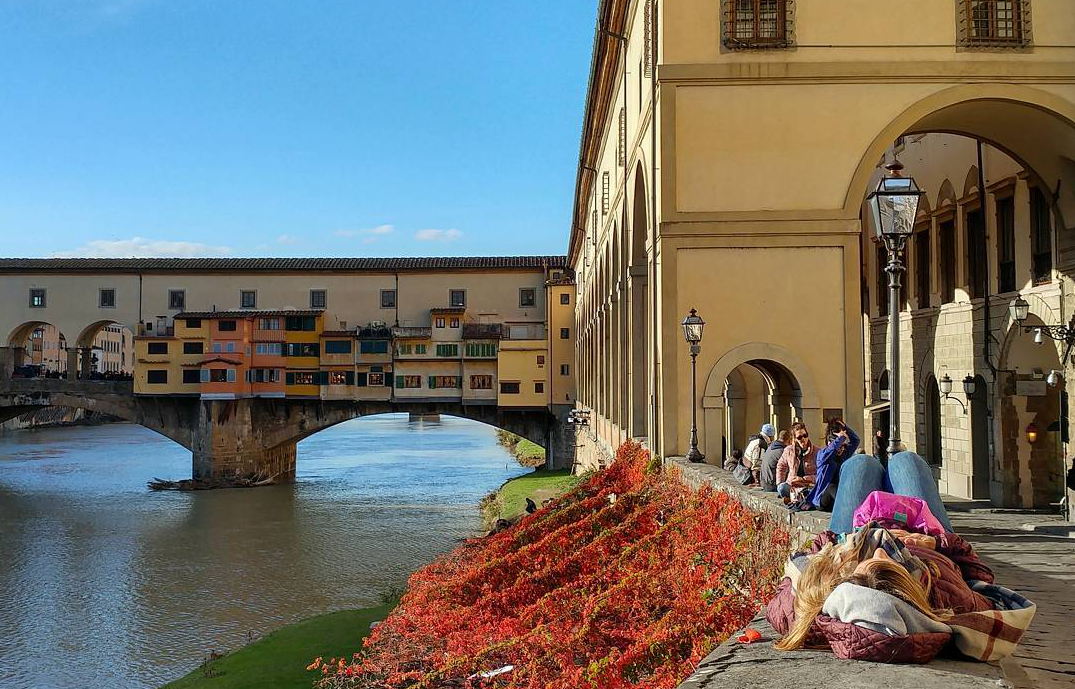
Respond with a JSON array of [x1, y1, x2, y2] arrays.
[[947, 581, 1037, 661]]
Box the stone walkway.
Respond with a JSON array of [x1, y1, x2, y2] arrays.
[[670, 458, 1075, 689]]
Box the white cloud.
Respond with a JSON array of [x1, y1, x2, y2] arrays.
[[52, 237, 233, 258], [334, 224, 395, 238], [276, 233, 298, 245], [414, 228, 462, 242]]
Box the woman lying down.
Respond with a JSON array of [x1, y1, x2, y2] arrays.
[[767, 451, 1036, 664]]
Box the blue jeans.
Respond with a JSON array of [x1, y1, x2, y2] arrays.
[[776, 482, 792, 499], [828, 452, 952, 534]]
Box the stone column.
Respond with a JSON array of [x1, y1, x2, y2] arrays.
[[80, 348, 93, 379], [66, 348, 79, 381], [0, 346, 25, 380]]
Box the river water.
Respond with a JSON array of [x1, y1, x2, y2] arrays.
[[0, 416, 528, 689]]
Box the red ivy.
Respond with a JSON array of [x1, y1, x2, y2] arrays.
[[313, 441, 789, 689]]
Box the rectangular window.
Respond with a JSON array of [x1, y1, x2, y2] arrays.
[[966, 207, 987, 299], [226, 368, 236, 383], [380, 290, 396, 308], [285, 316, 317, 331], [396, 374, 422, 389], [310, 289, 327, 309], [560, 328, 570, 339], [240, 290, 256, 309], [218, 320, 237, 332], [560, 293, 570, 305], [428, 375, 461, 389], [146, 369, 168, 384], [359, 340, 389, 354], [286, 342, 319, 357], [288, 371, 316, 385], [29, 288, 46, 308], [470, 374, 493, 390], [961, 0, 1027, 46], [724, 0, 790, 49], [560, 364, 570, 376], [168, 290, 185, 310], [464, 343, 496, 357], [99, 288, 116, 308], [183, 341, 203, 354], [449, 317, 459, 328], [185, 318, 202, 329], [449, 289, 466, 308], [915, 228, 931, 308], [500, 381, 520, 394], [435, 317, 446, 328], [876, 244, 889, 317], [369, 372, 386, 386], [324, 340, 353, 354], [328, 371, 354, 385], [148, 342, 169, 355], [208, 369, 227, 383], [1030, 187, 1052, 284], [397, 343, 413, 355], [258, 318, 279, 330], [436, 344, 459, 357], [601, 171, 610, 215], [997, 195, 1016, 293], [415, 344, 426, 354], [534, 381, 544, 394], [537, 355, 545, 366], [182, 369, 201, 384], [939, 218, 957, 303], [519, 288, 536, 308]]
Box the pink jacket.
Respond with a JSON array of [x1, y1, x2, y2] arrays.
[[775, 444, 817, 485]]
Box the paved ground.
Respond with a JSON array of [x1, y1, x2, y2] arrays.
[[947, 508, 1075, 689], [670, 458, 1075, 689]]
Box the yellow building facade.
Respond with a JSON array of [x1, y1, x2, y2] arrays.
[[568, 0, 1075, 509]]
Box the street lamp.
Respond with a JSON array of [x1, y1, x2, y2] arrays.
[[1010, 295, 1075, 348], [867, 160, 924, 456], [681, 309, 705, 463]]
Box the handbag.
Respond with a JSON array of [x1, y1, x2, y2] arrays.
[[852, 490, 946, 535], [731, 463, 754, 485]]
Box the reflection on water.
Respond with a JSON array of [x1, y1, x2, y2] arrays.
[[0, 415, 527, 689]]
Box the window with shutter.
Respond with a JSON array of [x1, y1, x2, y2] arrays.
[[601, 172, 610, 215]]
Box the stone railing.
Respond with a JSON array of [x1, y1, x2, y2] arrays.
[[666, 457, 1007, 689], [0, 378, 133, 396]]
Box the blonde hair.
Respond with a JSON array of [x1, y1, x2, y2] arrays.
[[774, 529, 945, 651]]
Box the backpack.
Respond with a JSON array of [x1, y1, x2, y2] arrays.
[[732, 462, 754, 486]]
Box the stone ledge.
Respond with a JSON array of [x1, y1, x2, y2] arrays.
[[677, 613, 1006, 689]]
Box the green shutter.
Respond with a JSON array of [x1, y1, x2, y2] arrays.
[[428, 376, 436, 389], [286, 372, 295, 385], [456, 376, 463, 388], [356, 372, 368, 387], [345, 371, 354, 385], [396, 375, 405, 388]]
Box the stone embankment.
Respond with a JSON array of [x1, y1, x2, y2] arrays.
[[669, 457, 1074, 689]]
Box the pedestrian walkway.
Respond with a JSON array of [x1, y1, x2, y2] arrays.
[[670, 457, 1075, 689]]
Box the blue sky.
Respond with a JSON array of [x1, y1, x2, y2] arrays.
[[0, 0, 596, 258]]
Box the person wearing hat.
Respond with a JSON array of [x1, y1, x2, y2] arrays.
[[743, 423, 776, 485]]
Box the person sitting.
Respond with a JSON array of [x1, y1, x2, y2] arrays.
[[723, 448, 744, 472], [744, 424, 775, 484], [766, 450, 1036, 664], [775, 421, 818, 501], [792, 419, 859, 512], [760, 430, 791, 492]]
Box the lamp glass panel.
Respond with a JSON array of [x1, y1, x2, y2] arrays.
[[939, 376, 953, 395]]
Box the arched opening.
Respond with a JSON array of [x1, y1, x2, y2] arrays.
[[628, 165, 649, 439], [998, 315, 1065, 508], [6, 320, 71, 378], [922, 375, 942, 467], [76, 320, 135, 380], [721, 359, 803, 458], [852, 86, 1075, 504]]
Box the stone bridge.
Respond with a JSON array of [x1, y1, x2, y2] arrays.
[[0, 379, 575, 484]]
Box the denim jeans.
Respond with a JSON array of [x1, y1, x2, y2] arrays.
[[776, 482, 792, 499], [828, 451, 953, 534]]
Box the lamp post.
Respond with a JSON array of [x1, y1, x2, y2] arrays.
[[682, 309, 705, 463], [867, 161, 925, 457]]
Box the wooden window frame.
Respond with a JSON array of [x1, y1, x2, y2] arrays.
[[937, 215, 957, 304], [723, 0, 794, 50], [959, 0, 1031, 48], [1030, 186, 1053, 285], [995, 193, 1017, 293]]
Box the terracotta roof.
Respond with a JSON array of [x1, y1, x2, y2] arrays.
[[175, 309, 323, 318], [430, 307, 466, 314], [320, 330, 355, 337], [0, 256, 567, 272]]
